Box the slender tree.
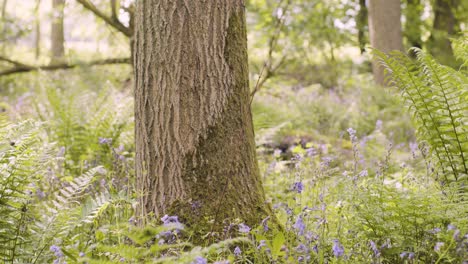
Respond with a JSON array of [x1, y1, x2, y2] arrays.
[[51, 0, 65, 64], [428, 0, 459, 67], [368, 0, 404, 85], [356, 0, 368, 54], [134, 0, 272, 235], [403, 0, 423, 54], [35, 0, 41, 59]]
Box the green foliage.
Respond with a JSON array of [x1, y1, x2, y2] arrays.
[[374, 47, 468, 184], [32, 74, 134, 173], [0, 119, 50, 262]]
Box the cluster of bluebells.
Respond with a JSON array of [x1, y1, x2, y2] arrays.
[[50, 245, 64, 264], [157, 215, 184, 244], [238, 223, 250, 234], [332, 239, 344, 258]]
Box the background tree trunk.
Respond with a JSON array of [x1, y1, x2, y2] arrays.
[[428, 0, 459, 67], [35, 0, 41, 60], [134, 0, 271, 236], [368, 0, 403, 85], [50, 0, 65, 64], [404, 0, 423, 57], [357, 0, 368, 54]]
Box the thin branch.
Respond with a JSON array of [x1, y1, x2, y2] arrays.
[[0, 57, 130, 76], [0, 55, 29, 67], [75, 0, 131, 37], [110, 0, 117, 20], [249, 0, 291, 103]]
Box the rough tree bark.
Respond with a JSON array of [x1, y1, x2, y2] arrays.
[[368, 0, 403, 85], [428, 0, 459, 67], [134, 0, 271, 236], [51, 0, 65, 64]]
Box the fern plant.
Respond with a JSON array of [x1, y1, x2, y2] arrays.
[[373, 46, 468, 186], [0, 119, 55, 262], [33, 78, 134, 174]]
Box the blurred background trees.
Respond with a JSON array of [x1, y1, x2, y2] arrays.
[[0, 0, 467, 263]]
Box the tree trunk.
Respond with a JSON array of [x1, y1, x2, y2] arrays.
[[428, 0, 459, 67], [1, 0, 7, 19], [368, 0, 403, 85], [50, 0, 65, 64], [404, 0, 423, 56], [357, 0, 368, 54], [134, 0, 271, 237], [35, 0, 41, 60]]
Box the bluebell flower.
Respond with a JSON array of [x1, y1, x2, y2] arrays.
[[293, 216, 306, 235], [257, 240, 267, 249], [295, 243, 307, 253], [448, 224, 456, 230], [191, 256, 207, 264], [161, 215, 179, 225], [400, 252, 407, 259], [234, 246, 242, 257], [238, 223, 250, 233], [292, 182, 304, 193], [358, 170, 368, 177], [119, 257, 125, 262], [369, 240, 380, 257], [261, 216, 270, 232], [408, 252, 415, 260], [50, 245, 64, 258], [98, 137, 112, 145], [79, 252, 85, 257], [332, 239, 344, 258], [312, 244, 318, 253], [434, 242, 444, 252]]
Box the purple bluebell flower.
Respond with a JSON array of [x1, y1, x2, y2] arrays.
[[376, 120, 383, 130], [238, 223, 250, 233], [408, 252, 415, 260], [400, 252, 407, 259], [312, 244, 318, 253], [332, 239, 344, 257], [79, 252, 85, 257], [358, 170, 368, 177], [261, 216, 270, 232], [293, 216, 306, 235], [295, 243, 307, 253], [434, 242, 444, 252], [119, 258, 125, 262], [98, 137, 112, 145], [192, 256, 207, 264], [369, 240, 380, 256], [161, 215, 180, 225], [292, 181, 304, 193], [347, 128, 357, 141], [448, 224, 456, 230], [36, 189, 45, 199], [50, 245, 64, 258], [234, 246, 242, 257], [257, 240, 267, 249]]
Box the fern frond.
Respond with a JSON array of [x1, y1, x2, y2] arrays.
[[373, 47, 468, 185]]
